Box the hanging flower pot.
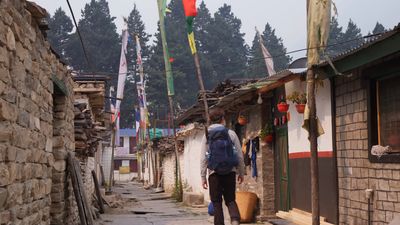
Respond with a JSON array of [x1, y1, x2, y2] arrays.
[[238, 115, 247, 125], [264, 134, 273, 143], [277, 102, 289, 113], [295, 104, 306, 114]]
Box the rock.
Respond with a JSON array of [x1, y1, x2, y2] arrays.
[[0, 163, 10, 186], [53, 160, 66, 172], [15, 149, 27, 163], [17, 110, 29, 128], [0, 99, 17, 122], [0, 188, 6, 209], [6, 183, 23, 207], [0, 46, 9, 67], [6, 27, 15, 51], [0, 130, 12, 143], [183, 192, 204, 206], [6, 146, 16, 162], [45, 138, 52, 152]]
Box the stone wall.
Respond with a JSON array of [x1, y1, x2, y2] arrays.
[[335, 72, 400, 224], [0, 1, 78, 224], [162, 153, 184, 194]]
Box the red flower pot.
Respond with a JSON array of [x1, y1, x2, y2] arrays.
[[263, 134, 273, 143], [277, 103, 289, 113], [295, 104, 306, 114], [238, 117, 247, 125]]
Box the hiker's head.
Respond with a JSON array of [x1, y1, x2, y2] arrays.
[[209, 108, 225, 124]]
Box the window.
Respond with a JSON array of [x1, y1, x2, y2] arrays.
[[369, 74, 400, 162], [119, 137, 124, 147], [377, 76, 400, 151]]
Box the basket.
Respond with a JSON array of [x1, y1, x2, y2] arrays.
[[236, 192, 258, 223]]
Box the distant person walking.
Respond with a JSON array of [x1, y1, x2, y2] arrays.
[[200, 108, 245, 225]]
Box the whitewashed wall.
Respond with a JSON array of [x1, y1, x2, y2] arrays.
[[285, 79, 333, 154]]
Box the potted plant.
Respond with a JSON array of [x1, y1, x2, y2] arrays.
[[277, 95, 289, 113], [238, 115, 247, 125], [287, 91, 307, 114], [259, 123, 273, 143]]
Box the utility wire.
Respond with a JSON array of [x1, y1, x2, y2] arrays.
[[85, 31, 384, 78]]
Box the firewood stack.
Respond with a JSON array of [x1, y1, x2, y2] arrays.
[[151, 136, 184, 155], [74, 102, 103, 157]]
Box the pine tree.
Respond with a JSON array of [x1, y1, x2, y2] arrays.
[[194, 1, 215, 89], [47, 8, 73, 59], [206, 4, 248, 80], [65, 0, 120, 74], [248, 23, 291, 78], [326, 17, 345, 57], [372, 22, 386, 34], [341, 19, 363, 52], [119, 4, 152, 128]]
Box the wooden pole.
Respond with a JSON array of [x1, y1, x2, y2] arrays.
[[193, 53, 210, 127], [107, 124, 116, 193], [306, 1, 320, 224], [307, 68, 320, 225]]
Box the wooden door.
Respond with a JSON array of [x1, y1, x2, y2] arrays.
[[276, 127, 290, 211]]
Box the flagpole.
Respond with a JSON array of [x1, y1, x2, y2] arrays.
[[182, 1, 210, 129], [157, 0, 183, 201], [107, 124, 116, 194]]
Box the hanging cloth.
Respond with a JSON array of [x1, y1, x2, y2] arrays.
[[251, 139, 258, 178], [244, 140, 251, 166]]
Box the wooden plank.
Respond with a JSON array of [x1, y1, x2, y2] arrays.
[[73, 158, 94, 225], [99, 165, 106, 187], [68, 153, 88, 225], [73, 88, 105, 93], [92, 170, 105, 214]]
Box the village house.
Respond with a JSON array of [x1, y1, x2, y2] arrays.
[[112, 128, 138, 181], [318, 23, 400, 225], [175, 58, 338, 224]]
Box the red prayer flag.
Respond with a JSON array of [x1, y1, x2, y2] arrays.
[[182, 0, 197, 17]]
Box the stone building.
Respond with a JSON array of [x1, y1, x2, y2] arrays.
[[319, 24, 400, 225], [0, 1, 80, 224]]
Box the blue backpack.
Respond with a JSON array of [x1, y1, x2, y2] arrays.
[[206, 127, 238, 175]]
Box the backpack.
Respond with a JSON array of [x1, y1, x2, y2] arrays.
[[206, 127, 239, 175]]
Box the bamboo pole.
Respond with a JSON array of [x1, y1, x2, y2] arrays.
[[157, 0, 183, 201]]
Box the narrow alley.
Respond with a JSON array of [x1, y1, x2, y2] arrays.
[[97, 181, 273, 225]]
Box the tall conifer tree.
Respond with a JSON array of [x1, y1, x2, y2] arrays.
[[47, 8, 73, 59]]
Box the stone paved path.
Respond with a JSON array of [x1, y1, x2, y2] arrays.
[[96, 181, 272, 225]]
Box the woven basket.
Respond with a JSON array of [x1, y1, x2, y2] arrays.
[[236, 192, 258, 223]]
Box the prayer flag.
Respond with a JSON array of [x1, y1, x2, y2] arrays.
[[256, 27, 276, 76]]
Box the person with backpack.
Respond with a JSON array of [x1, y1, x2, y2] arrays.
[[200, 108, 245, 225]]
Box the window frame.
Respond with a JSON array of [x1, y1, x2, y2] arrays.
[[368, 73, 400, 163]]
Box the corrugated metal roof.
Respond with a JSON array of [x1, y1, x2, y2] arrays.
[[319, 23, 400, 68]]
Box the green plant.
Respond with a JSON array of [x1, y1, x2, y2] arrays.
[[278, 95, 287, 104], [259, 123, 273, 138], [287, 91, 307, 104]]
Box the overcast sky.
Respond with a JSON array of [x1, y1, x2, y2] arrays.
[[33, 0, 400, 59]]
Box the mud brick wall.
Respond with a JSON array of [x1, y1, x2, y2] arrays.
[[0, 1, 78, 224], [335, 72, 400, 225]]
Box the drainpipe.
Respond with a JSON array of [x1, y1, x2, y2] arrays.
[[365, 189, 374, 225]]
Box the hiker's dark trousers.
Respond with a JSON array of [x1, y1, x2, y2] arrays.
[[208, 172, 240, 225]]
